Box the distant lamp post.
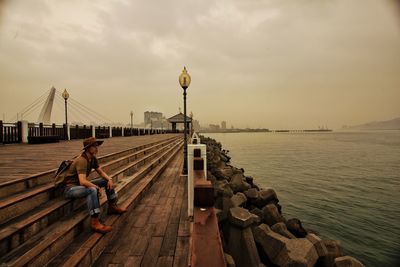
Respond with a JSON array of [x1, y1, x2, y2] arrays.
[[62, 89, 69, 125], [190, 111, 193, 136], [130, 111, 133, 136], [179, 66, 191, 174], [62, 89, 69, 140]]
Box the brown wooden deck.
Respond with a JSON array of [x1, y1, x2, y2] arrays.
[[0, 134, 180, 184], [95, 151, 189, 267]]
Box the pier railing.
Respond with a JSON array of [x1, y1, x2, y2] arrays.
[[0, 120, 182, 144], [0, 121, 22, 144], [70, 125, 92, 140], [112, 127, 123, 137], [28, 123, 66, 140]]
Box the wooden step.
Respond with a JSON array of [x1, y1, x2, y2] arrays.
[[0, 137, 181, 226], [51, 144, 183, 267], [0, 141, 183, 266], [0, 139, 182, 257], [0, 136, 180, 199]]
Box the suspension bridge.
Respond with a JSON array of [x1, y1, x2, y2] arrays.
[[6, 87, 113, 125]]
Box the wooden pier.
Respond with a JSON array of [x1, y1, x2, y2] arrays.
[[94, 150, 189, 267], [0, 134, 179, 184], [0, 134, 190, 266]]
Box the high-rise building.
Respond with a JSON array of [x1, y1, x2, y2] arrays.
[[192, 119, 201, 132], [144, 111, 163, 126], [221, 121, 226, 130], [209, 124, 220, 131]]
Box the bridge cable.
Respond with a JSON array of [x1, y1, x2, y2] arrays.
[[7, 88, 51, 122], [56, 94, 110, 125], [67, 97, 113, 123], [54, 90, 112, 124], [54, 95, 96, 125]]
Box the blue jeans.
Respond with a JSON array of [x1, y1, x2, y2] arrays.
[[64, 178, 117, 216]]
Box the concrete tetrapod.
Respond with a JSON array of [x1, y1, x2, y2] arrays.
[[227, 207, 262, 267], [334, 256, 365, 267], [253, 224, 319, 267]]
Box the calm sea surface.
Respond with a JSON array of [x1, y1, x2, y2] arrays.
[[205, 131, 400, 267]]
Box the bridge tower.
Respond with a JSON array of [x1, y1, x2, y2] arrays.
[[37, 87, 56, 124]]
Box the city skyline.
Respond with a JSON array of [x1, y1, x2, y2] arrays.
[[1, 0, 399, 129]]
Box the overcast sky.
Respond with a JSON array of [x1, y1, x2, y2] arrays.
[[0, 0, 399, 129]]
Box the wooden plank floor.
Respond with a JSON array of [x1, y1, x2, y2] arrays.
[[0, 134, 180, 184], [95, 152, 189, 267]]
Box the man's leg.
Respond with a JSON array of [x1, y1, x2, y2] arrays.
[[91, 178, 127, 215], [64, 186, 100, 216], [91, 178, 117, 201], [64, 185, 112, 233]]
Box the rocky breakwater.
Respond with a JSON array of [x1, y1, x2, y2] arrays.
[[200, 136, 365, 267]]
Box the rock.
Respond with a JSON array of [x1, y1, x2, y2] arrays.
[[262, 204, 286, 226], [215, 196, 233, 216], [227, 224, 262, 267], [231, 192, 247, 207], [217, 160, 228, 169], [214, 180, 234, 198], [229, 173, 251, 193], [334, 256, 365, 267], [245, 175, 254, 185], [254, 188, 279, 208], [250, 208, 263, 223], [252, 182, 261, 190], [271, 222, 296, 239], [215, 208, 227, 224], [219, 166, 235, 178], [320, 240, 342, 267], [276, 203, 283, 214], [306, 234, 328, 258], [286, 218, 308, 238], [228, 207, 259, 228], [213, 167, 230, 181], [220, 153, 230, 163], [207, 171, 217, 183], [253, 224, 318, 267], [244, 188, 259, 204], [224, 253, 236, 267]]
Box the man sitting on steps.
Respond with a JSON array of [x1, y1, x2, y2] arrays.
[[63, 137, 127, 233]]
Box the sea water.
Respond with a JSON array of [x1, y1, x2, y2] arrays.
[[204, 131, 400, 267]]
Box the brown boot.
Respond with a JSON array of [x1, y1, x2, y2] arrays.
[[91, 217, 112, 233], [108, 202, 127, 215]]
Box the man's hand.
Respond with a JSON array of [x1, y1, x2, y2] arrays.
[[107, 179, 113, 190]]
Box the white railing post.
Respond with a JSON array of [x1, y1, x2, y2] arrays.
[[67, 123, 71, 140], [21, 120, 29, 143], [187, 132, 207, 217]]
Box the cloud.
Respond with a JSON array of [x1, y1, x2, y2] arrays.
[[0, 0, 399, 128]]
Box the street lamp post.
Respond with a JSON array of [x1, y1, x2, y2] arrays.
[[190, 111, 193, 136], [179, 66, 191, 174], [130, 111, 133, 136], [62, 89, 69, 140]]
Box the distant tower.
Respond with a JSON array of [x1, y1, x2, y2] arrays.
[[37, 87, 56, 123], [221, 121, 227, 130]]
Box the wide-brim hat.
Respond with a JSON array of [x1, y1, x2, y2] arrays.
[[83, 137, 104, 150]]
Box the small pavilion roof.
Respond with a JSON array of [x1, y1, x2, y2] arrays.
[[167, 112, 192, 123]]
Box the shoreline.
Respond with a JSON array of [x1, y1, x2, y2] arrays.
[[200, 129, 333, 134], [200, 135, 365, 267]]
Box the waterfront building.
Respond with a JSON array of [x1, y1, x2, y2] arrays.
[[192, 119, 201, 132], [209, 124, 220, 131]]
